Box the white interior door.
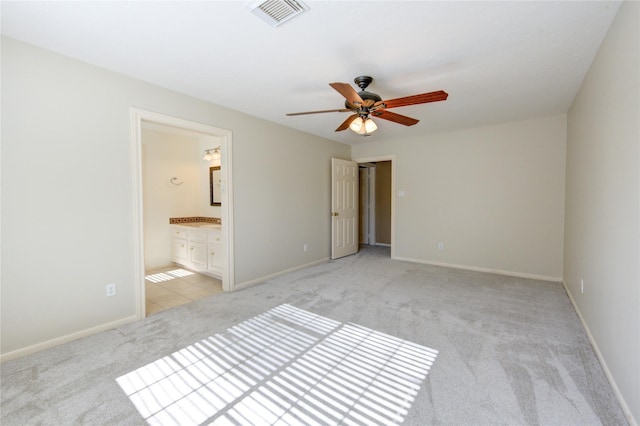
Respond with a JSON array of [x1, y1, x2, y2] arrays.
[[331, 158, 358, 259]]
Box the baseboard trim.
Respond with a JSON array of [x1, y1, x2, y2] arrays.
[[0, 315, 138, 363], [392, 256, 562, 282], [235, 257, 330, 290], [561, 281, 638, 426]]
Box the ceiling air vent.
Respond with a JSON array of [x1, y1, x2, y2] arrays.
[[247, 0, 309, 27]]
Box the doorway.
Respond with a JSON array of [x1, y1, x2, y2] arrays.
[[359, 164, 375, 245], [131, 109, 235, 320], [355, 156, 395, 257]]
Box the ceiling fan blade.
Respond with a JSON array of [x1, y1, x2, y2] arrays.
[[379, 90, 448, 109], [371, 110, 419, 126], [329, 82, 364, 105], [286, 108, 351, 116], [335, 114, 359, 132]]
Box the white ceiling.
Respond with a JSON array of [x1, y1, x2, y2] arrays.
[[1, 1, 621, 145]]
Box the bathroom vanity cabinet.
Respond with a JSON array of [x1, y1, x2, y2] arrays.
[[207, 228, 223, 276], [170, 224, 223, 279]]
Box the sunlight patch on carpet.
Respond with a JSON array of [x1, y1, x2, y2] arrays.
[[116, 304, 438, 425]]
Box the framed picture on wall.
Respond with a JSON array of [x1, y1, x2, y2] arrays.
[[210, 166, 221, 206]]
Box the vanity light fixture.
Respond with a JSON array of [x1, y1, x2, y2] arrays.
[[203, 147, 221, 161]]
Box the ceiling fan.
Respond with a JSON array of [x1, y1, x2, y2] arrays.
[[286, 76, 448, 135]]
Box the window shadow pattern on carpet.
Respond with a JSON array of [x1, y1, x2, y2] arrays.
[[117, 304, 438, 425]]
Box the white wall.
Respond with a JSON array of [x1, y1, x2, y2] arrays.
[[141, 125, 220, 270], [0, 37, 349, 357], [564, 1, 639, 423], [353, 115, 567, 280]]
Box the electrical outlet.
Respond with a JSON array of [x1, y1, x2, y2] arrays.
[[580, 278, 584, 294], [438, 242, 444, 250], [106, 283, 116, 297], [303, 243, 308, 252]]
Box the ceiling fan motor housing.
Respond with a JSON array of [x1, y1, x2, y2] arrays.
[[346, 75, 383, 109], [344, 91, 382, 109]]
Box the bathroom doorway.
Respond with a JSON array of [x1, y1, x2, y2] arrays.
[[131, 109, 235, 320]]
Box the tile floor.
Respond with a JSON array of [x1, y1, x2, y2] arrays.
[[144, 266, 223, 316]]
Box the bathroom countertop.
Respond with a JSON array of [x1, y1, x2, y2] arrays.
[[174, 222, 221, 230]]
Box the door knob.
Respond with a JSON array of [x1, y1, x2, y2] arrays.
[[332, 212, 339, 216]]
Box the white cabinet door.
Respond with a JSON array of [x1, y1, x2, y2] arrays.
[[207, 241, 223, 274], [171, 238, 187, 263], [189, 241, 207, 270]]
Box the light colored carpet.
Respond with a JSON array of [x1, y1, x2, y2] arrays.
[[0, 246, 628, 425]]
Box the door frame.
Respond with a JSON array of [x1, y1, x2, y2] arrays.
[[359, 164, 376, 245], [353, 155, 395, 257], [130, 108, 235, 320], [359, 167, 369, 245]]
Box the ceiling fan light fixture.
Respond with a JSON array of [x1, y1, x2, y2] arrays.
[[349, 117, 377, 135], [349, 117, 364, 133], [364, 118, 378, 133]]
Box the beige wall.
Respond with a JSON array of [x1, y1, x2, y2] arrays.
[[375, 161, 391, 244], [0, 37, 349, 356], [353, 115, 567, 280], [564, 1, 639, 422]]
